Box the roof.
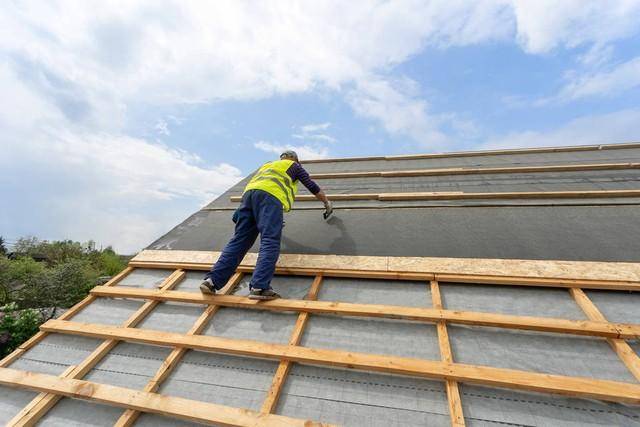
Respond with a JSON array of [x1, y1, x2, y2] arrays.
[[2, 141, 640, 426]]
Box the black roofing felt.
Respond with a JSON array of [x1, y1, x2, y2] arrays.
[[149, 144, 640, 262]]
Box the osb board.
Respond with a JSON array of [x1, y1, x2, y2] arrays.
[[131, 250, 640, 283]]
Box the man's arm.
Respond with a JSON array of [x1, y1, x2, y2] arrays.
[[287, 163, 332, 217]]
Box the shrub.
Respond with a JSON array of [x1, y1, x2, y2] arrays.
[[0, 303, 42, 358]]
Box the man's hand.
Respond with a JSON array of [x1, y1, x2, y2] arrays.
[[323, 200, 333, 220], [314, 189, 333, 220]]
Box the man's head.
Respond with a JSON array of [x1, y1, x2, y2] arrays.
[[280, 150, 299, 163]]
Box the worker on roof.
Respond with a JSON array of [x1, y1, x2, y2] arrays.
[[200, 150, 332, 300]]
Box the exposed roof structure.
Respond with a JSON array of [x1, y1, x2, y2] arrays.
[[2, 142, 640, 426]]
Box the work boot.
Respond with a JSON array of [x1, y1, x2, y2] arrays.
[[248, 288, 280, 301], [199, 278, 216, 295]]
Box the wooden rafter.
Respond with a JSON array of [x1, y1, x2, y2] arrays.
[[570, 288, 640, 382], [38, 319, 640, 405], [114, 272, 244, 427], [0, 367, 332, 427], [431, 280, 465, 426], [7, 269, 187, 427], [261, 274, 323, 414], [88, 286, 640, 339], [309, 162, 640, 179]]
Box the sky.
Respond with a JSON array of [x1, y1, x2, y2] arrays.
[[2, 0, 640, 254]]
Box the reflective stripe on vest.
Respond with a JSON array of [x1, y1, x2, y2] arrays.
[[243, 160, 299, 211]]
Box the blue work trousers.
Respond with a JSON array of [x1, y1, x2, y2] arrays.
[[205, 189, 283, 290]]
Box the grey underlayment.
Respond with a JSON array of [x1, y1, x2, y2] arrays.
[[117, 268, 173, 289], [159, 350, 278, 412], [439, 283, 588, 320], [149, 205, 640, 261], [584, 290, 640, 324], [277, 365, 451, 427]]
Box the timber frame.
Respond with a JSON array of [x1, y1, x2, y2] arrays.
[[2, 250, 639, 427]]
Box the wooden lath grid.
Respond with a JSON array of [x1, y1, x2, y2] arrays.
[[1, 258, 639, 427]]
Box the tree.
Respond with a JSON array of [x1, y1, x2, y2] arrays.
[[0, 236, 6, 256]]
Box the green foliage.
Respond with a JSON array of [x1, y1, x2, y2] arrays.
[[0, 237, 128, 353], [0, 236, 6, 256], [96, 248, 126, 276], [1, 302, 42, 358]]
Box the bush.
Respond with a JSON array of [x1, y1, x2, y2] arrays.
[[0, 303, 42, 358]]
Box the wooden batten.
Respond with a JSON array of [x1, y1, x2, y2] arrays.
[[301, 142, 640, 164], [0, 367, 330, 427], [310, 162, 640, 180], [230, 189, 640, 203], [39, 319, 640, 405], [89, 286, 638, 339]]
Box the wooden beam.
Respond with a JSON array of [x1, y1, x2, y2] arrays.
[[570, 288, 640, 382], [0, 266, 134, 369], [114, 272, 244, 427], [8, 269, 185, 427], [301, 141, 640, 164], [0, 367, 331, 427], [261, 275, 323, 414], [431, 280, 465, 426], [89, 286, 639, 339], [310, 162, 640, 179], [232, 189, 640, 203], [41, 319, 640, 405], [130, 249, 640, 287]]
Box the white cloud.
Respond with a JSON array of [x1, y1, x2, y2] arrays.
[[557, 56, 640, 101], [292, 133, 337, 143], [1, 124, 243, 253], [155, 119, 170, 136], [511, 0, 640, 54], [300, 123, 331, 133], [292, 122, 337, 144], [254, 141, 329, 160], [482, 109, 640, 150], [347, 77, 451, 149]]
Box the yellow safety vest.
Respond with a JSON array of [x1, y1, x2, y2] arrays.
[[244, 159, 299, 212]]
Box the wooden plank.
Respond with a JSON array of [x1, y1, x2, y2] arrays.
[[130, 249, 640, 286], [431, 281, 465, 427], [0, 367, 331, 427], [261, 275, 323, 414], [309, 162, 640, 179], [8, 269, 185, 427], [230, 189, 640, 202], [114, 272, 244, 427], [41, 319, 640, 405], [301, 141, 640, 164], [377, 189, 640, 201], [570, 288, 640, 382], [89, 286, 638, 339], [0, 267, 135, 369]]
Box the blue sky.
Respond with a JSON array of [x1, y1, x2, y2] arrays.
[[2, 1, 640, 253]]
